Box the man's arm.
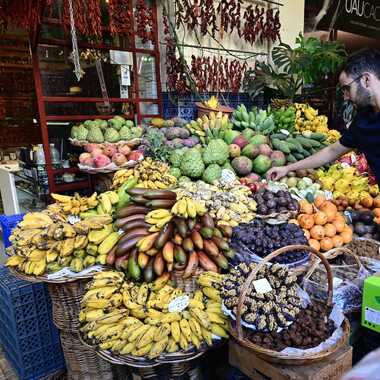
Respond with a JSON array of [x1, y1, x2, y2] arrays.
[[266, 141, 351, 180]]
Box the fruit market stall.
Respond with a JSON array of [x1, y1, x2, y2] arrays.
[[3, 97, 380, 379]]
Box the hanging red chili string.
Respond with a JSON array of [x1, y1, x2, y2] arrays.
[[87, 0, 102, 38], [108, 0, 133, 37], [0, 0, 51, 32], [62, 0, 87, 36], [135, 0, 155, 44]]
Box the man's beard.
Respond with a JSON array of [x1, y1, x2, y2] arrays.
[[355, 83, 372, 109]]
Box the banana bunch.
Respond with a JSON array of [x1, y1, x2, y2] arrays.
[[50, 192, 118, 217], [175, 180, 256, 227], [112, 158, 177, 190], [171, 197, 207, 219], [185, 112, 230, 141], [203, 95, 219, 110], [51, 193, 99, 215], [145, 209, 173, 231], [80, 271, 229, 358], [112, 168, 135, 189], [294, 103, 340, 143], [112, 193, 234, 281], [6, 215, 115, 276]]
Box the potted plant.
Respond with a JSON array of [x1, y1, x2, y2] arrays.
[[243, 33, 347, 104]]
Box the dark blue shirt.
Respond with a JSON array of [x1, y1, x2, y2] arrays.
[[340, 107, 380, 184]]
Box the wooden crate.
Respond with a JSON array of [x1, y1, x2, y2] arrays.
[[229, 340, 352, 380]]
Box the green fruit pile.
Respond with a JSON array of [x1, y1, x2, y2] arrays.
[[273, 106, 296, 132]]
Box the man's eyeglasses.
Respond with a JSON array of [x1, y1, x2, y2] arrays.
[[339, 75, 363, 94]]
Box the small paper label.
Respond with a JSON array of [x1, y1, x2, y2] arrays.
[[365, 307, 380, 325], [121, 65, 131, 85], [120, 84, 129, 99], [110, 50, 133, 65], [344, 211, 352, 224], [68, 215, 81, 225], [168, 295, 189, 313], [329, 304, 344, 327], [221, 169, 236, 184], [252, 278, 272, 294], [325, 191, 333, 200], [333, 277, 343, 287], [117, 229, 124, 235]]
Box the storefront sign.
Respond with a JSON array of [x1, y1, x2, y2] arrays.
[[307, 0, 380, 39]]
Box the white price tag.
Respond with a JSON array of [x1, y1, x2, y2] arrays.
[[333, 277, 343, 287], [121, 65, 131, 86], [221, 169, 236, 184], [365, 307, 380, 326], [252, 278, 272, 294], [344, 211, 352, 224], [110, 50, 133, 65], [68, 215, 81, 225], [325, 191, 333, 200], [168, 295, 189, 313], [120, 85, 129, 99], [329, 304, 345, 327]]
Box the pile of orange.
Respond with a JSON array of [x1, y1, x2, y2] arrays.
[[295, 196, 353, 252]]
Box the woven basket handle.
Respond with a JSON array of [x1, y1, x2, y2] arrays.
[[304, 246, 361, 282], [236, 244, 333, 340]]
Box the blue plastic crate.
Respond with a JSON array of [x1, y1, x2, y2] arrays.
[[0, 213, 24, 248], [0, 266, 65, 380]]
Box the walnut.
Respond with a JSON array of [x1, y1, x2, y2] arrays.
[[262, 302, 274, 314], [257, 315, 267, 331], [255, 292, 265, 300], [245, 313, 257, 323], [285, 275, 297, 285], [267, 315, 277, 332], [276, 313, 287, 327], [271, 263, 282, 274]]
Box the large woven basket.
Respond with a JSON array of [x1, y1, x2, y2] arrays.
[[60, 330, 114, 380], [229, 244, 350, 366], [47, 279, 90, 332]]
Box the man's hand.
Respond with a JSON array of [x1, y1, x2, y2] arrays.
[[266, 166, 289, 181]]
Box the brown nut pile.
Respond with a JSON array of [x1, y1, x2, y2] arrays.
[[346, 239, 380, 258], [246, 301, 334, 351], [222, 262, 301, 332]]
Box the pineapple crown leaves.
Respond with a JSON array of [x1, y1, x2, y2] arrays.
[[144, 128, 170, 162]]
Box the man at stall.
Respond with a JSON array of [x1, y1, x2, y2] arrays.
[[267, 49, 380, 185]]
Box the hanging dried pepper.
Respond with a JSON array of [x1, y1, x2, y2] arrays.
[[0, 0, 52, 32], [135, 0, 155, 44], [62, 0, 88, 36], [163, 10, 189, 94], [108, 0, 133, 37], [200, 0, 218, 37], [217, 0, 242, 35], [87, 0, 102, 38]]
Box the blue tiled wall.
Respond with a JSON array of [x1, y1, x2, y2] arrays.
[[162, 92, 265, 121]]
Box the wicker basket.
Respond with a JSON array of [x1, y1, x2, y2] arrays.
[[47, 279, 90, 332], [303, 247, 365, 313], [60, 330, 114, 380], [229, 244, 350, 366], [195, 102, 234, 117], [347, 237, 380, 272]]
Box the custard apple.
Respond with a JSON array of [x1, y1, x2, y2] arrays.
[[180, 148, 205, 178], [202, 139, 229, 165], [104, 128, 120, 143], [87, 125, 104, 143], [203, 164, 222, 184], [119, 126, 132, 140], [76, 124, 88, 141], [169, 148, 187, 168]]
